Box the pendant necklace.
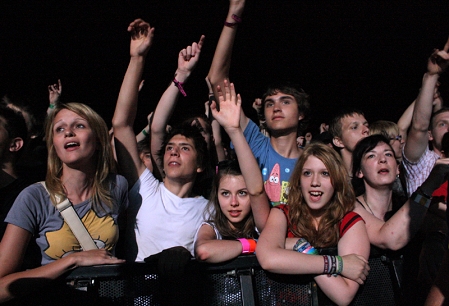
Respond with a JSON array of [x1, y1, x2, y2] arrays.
[[363, 194, 392, 219]]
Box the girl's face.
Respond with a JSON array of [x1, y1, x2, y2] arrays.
[[52, 109, 97, 168], [300, 156, 334, 217], [357, 142, 399, 187], [218, 174, 251, 229]]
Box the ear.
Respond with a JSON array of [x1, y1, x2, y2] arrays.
[[428, 130, 433, 141], [356, 170, 364, 179], [298, 113, 304, 121], [332, 137, 344, 149], [396, 164, 400, 176], [9, 137, 24, 152], [196, 166, 204, 174]]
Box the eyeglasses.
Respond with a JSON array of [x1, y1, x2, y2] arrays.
[[389, 135, 402, 141]]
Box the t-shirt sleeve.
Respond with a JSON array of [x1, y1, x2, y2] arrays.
[[112, 174, 129, 214], [5, 183, 47, 234]]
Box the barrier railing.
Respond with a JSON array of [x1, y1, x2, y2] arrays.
[[60, 254, 400, 306]]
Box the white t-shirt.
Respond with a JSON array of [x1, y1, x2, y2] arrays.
[[126, 168, 209, 261]]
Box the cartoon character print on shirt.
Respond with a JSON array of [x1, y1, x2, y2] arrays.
[[45, 209, 118, 259], [265, 163, 281, 204], [263, 163, 291, 206]]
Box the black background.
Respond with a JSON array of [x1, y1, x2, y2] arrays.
[[2, 1, 449, 134]]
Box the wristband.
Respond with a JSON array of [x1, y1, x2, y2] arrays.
[[173, 78, 187, 97], [411, 190, 431, 208], [142, 129, 149, 137], [293, 238, 319, 255], [224, 14, 242, 28], [49, 104, 56, 109], [237, 238, 257, 254]]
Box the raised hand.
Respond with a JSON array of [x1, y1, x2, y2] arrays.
[[48, 79, 62, 105], [211, 80, 241, 131], [127, 18, 155, 58], [341, 254, 370, 285], [177, 35, 205, 76], [427, 37, 449, 75]]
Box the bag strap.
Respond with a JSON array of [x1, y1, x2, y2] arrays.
[[40, 182, 98, 251]]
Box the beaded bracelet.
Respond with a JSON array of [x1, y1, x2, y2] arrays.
[[224, 14, 242, 28], [49, 104, 56, 109], [173, 78, 187, 97], [237, 238, 257, 254], [142, 129, 149, 137]]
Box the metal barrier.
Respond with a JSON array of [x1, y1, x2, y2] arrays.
[[60, 254, 400, 306]]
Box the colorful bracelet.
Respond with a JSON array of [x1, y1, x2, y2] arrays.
[[142, 129, 149, 137], [293, 238, 319, 255], [237, 238, 257, 254], [323, 255, 343, 276], [224, 14, 242, 28], [173, 78, 187, 97], [49, 104, 56, 109]]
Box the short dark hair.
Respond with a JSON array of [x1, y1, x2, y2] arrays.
[[157, 123, 210, 174], [352, 134, 395, 179], [261, 83, 310, 134], [0, 105, 27, 143]]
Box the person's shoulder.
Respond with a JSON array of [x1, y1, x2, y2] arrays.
[[109, 173, 128, 189]]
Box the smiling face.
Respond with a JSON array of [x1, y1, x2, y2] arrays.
[[52, 109, 97, 168], [357, 141, 399, 188], [263, 92, 302, 134], [163, 134, 202, 181], [217, 174, 251, 229], [300, 155, 335, 217]]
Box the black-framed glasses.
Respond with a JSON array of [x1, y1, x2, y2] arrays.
[[389, 135, 402, 141]]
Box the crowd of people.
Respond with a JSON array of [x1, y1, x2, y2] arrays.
[[1, 1, 449, 305]]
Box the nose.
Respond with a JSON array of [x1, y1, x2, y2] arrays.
[[362, 125, 369, 135], [379, 155, 387, 163], [170, 147, 179, 156], [230, 195, 239, 207], [64, 129, 75, 137], [311, 174, 320, 187]]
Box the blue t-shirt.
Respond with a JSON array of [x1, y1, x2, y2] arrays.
[[243, 120, 298, 206]]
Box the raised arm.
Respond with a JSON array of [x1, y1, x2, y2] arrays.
[[47, 79, 62, 116], [150, 36, 205, 173], [207, 0, 249, 131], [405, 38, 449, 162], [212, 81, 270, 231], [112, 19, 154, 186]]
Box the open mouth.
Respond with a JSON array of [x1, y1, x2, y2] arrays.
[[64, 142, 80, 149]]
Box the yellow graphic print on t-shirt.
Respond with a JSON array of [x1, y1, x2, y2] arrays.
[[45, 209, 118, 259]]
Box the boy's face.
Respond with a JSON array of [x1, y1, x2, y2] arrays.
[[263, 92, 302, 134], [163, 134, 202, 181], [333, 113, 369, 152], [429, 110, 449, 152]]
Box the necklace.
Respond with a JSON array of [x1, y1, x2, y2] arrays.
[[362, 194, 376, 216], [362, 194, 392, 219]]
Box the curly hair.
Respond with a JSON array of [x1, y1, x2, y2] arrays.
[[288, 143, 355, 247], [45, 103, 116, 211], [204, 159, 258, 239]]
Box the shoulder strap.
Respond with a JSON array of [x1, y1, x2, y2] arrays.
[[339, 211, 364, 238], [40, 182, 98, 251]]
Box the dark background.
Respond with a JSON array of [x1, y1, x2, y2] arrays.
[[2, 1, 449, 134]]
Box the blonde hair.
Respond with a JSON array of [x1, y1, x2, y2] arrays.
[[369, 120, 399, 139], [288, 143, 355, 247], [45, 103, 116, 211]]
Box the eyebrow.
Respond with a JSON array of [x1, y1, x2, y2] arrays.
[[167, 142, 194, 148]]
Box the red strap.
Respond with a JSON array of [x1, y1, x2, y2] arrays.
[[339, 211, 364, 238]]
